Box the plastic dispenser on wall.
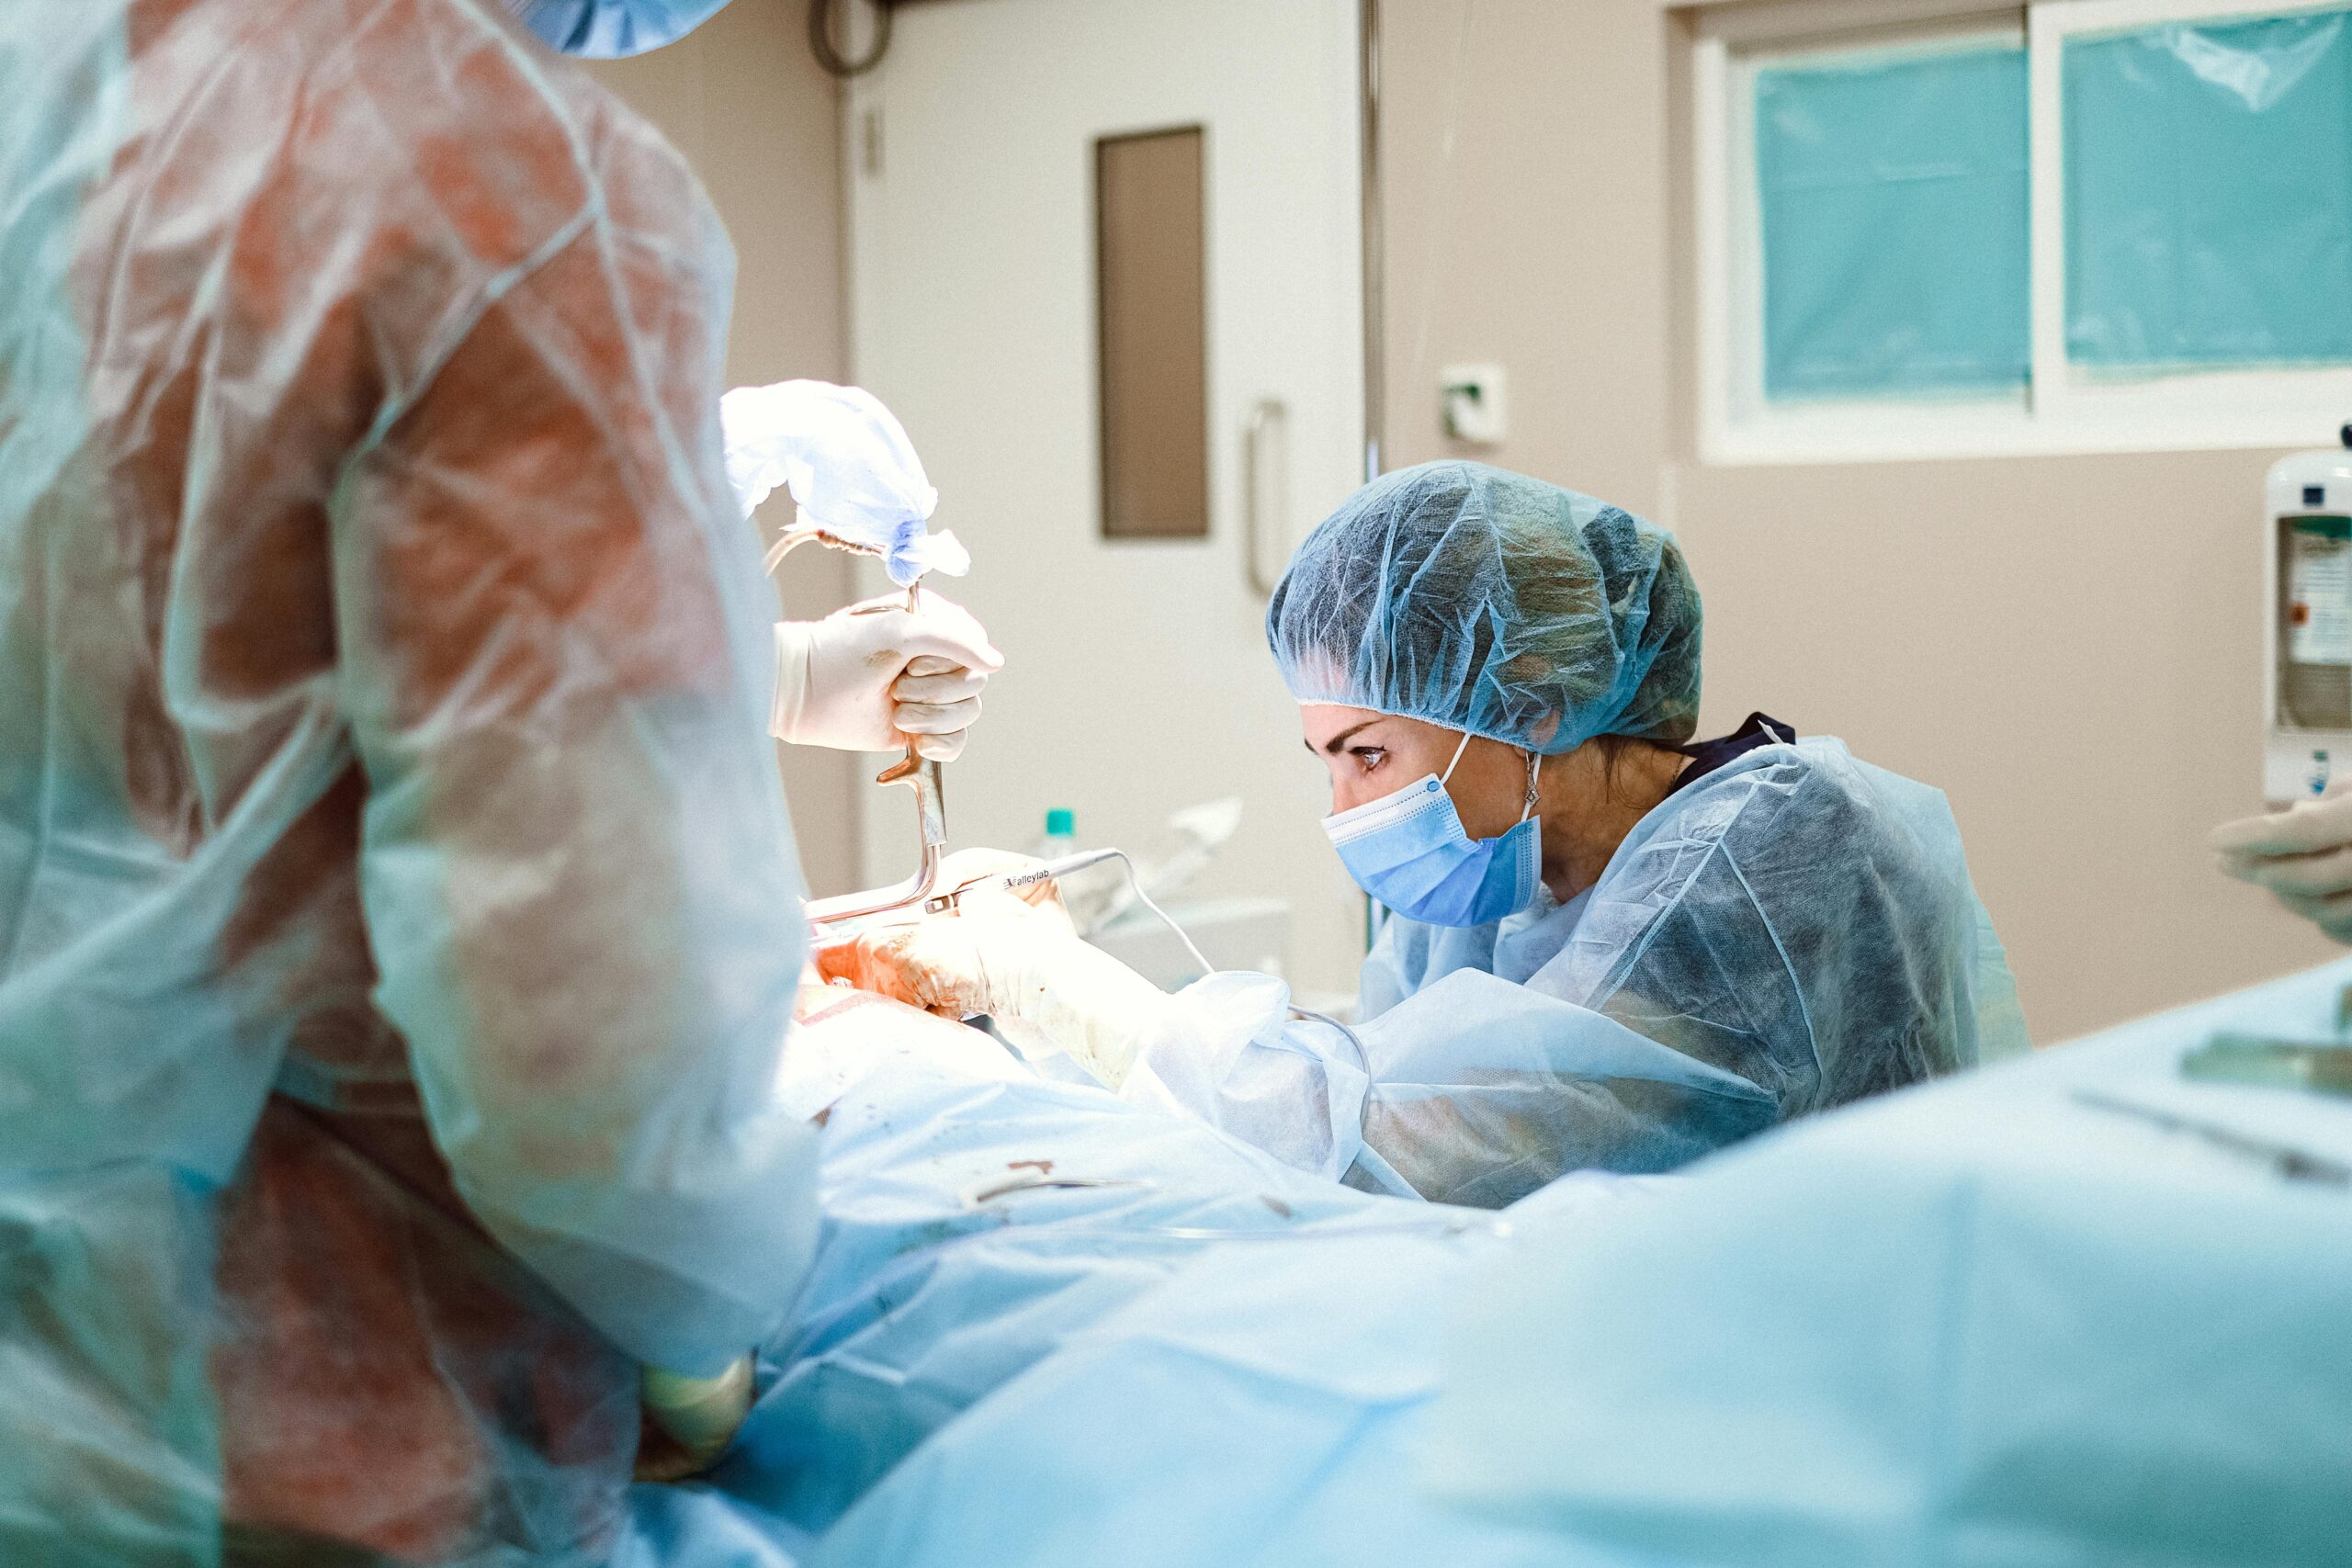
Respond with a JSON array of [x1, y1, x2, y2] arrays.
[[2266, 427, 2352, 805]]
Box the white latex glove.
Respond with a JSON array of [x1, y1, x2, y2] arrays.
[[637, 1355, 754, 1481], [814, 852, 1174, 1089], [772, 589, 1003, 760], [723, 379, 936, 533], [721, 379, 970, 586], [2213, 791, 2352, 942]]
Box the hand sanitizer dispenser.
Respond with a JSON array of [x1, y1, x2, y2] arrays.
[[2265, 426, 2352, 804]]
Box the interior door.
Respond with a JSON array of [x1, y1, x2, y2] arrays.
[[846, 0, 1367, 998]]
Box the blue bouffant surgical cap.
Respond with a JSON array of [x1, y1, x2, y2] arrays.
[[506, 0, 735, 57], [1266, 462, 1702, 755]]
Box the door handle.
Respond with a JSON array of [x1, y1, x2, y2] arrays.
[[1243, 398, 1288, 598]]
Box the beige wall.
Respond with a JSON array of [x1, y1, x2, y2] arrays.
[[1376, 0, 2340, 1041], [581, 0, 860, 896]]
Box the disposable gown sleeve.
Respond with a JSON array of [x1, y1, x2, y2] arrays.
[[331, 195, 818, 1376], [1117, 966, 1774, 1208]]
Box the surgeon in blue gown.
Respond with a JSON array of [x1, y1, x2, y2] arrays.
[[827, 462, 2028, 1204]]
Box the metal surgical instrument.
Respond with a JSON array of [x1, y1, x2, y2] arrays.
[[765, 522, 950, 928]]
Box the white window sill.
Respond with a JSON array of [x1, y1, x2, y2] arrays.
[[1703, 404, 2352, 467]]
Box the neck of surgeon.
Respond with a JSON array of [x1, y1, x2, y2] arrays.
[[1532, 737, 1684, 903]]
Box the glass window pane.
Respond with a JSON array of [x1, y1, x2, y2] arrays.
[[1755, 43, 2030, 400], [2066, 9, 2352, 369], [1096, 126, 1208, 539]]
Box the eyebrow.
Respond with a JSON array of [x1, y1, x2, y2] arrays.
[[1306, 718, 1385, 756]]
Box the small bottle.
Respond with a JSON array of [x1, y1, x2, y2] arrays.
[[1032, 808, 1120, 932], [1035, 807, 1079, 861]]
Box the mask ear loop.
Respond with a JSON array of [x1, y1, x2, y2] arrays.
[[1437, 729, 1476, 784], [1440, 734, 1544, 824]]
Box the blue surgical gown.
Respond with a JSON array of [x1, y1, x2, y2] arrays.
[[1118, 737, 2027, 1205], [0, 0, 816, 1559]]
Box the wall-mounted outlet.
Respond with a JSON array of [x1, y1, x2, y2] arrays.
[[1441, 363, 1507, 446]]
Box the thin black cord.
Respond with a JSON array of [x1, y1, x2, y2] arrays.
[[809, 0, 892, 77]]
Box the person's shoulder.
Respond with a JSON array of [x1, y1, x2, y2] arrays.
[[538, 59, 719, 252], [1711, 737, 1976, 889], [1683, 734, 1928, 801], [1641, 735, 1819, 833], [266, 0, 703, 257], [1781, 737, 1960, 819], [1661, 736, 1950, 849], [159, 0, 587, 255]]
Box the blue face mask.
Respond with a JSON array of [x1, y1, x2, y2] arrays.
[[1322, 731, 1543, 928], [506, 0, 734, 57]]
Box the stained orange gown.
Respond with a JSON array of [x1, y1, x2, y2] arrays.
[[0, 1, 820, 1560]]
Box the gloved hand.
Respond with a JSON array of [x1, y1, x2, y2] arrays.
[[635, 1355, 755, 1482], [773, 589, 1003, 760], [814, 851, 1172, 1089], [2213, 793, 2352, 942], [812, 849, 1077, 1017]]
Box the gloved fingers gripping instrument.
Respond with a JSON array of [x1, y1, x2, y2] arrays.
[[766, 523, 951, 929]]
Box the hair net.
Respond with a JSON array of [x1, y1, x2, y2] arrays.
[[506, 0, 735, 56], [1267, 462, 1702, 754]]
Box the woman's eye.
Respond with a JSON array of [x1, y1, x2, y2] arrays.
[[1352, 748, 1387, 773]]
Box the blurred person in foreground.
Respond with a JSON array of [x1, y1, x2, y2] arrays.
[[0, 0, 998, 1558]]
